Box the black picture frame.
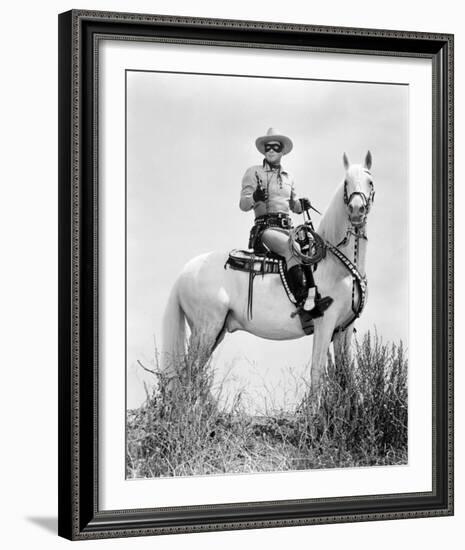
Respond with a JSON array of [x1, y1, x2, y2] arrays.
[[58, 9, 454, 541]]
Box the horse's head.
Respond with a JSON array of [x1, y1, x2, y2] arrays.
[[342, 151, 375, 228]]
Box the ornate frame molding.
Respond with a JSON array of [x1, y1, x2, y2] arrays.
[[58, 9, 453, 540]]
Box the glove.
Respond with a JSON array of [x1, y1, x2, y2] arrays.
[[253, 185, 267, 202], [299, 197, 311, 211]]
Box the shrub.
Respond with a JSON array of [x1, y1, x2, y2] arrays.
[[295, 332, 408, 468], [126, 331, 408, 477]]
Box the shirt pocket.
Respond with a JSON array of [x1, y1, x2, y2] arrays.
[[277, 178, 293, 200]]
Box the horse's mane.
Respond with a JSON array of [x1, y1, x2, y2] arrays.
[[316, 181, 347, 246]]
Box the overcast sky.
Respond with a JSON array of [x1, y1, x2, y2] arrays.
[[126, 70, 408, 411]]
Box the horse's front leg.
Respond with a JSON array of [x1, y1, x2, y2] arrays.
[[332, 324, 355, 370], [310, 312, 338, 395]]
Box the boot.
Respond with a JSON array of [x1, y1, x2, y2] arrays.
[[287, 265, 308, 307], [305, 289, 334, 319], [303, 265, 334, 319]]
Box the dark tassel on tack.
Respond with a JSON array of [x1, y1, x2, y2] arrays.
[[247, 270, 255, 320]]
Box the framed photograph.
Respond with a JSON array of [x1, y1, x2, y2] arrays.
[[58, 9, 454, 540]]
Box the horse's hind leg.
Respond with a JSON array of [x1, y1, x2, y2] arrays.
[[178, 311, 229, 405], [211, 313, 230, 353], [182, 300, 230, 373], [188, 314, 228, 367]]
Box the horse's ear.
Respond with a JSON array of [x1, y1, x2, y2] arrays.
[[364, 150, 372, 170], [343, 152, 350, 170]]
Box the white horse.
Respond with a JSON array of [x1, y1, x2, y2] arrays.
[[161, 152, 375, 393]]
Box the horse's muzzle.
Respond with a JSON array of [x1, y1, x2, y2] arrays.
[[349, 214, 366, 227]]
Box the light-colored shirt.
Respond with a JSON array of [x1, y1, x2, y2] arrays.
[[239, 161, 303, 218]]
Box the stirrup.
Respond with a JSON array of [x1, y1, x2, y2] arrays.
[[306, 295, 334, 319]]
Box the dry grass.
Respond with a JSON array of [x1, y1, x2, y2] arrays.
[[126, 331, 407, 478]]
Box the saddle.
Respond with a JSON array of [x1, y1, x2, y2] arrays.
[[225, 249, 283, 276], [225, 219, 332, 334], [225, 249, 316, 334]]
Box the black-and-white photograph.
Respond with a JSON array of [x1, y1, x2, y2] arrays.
[[125, 69, 408, 478]]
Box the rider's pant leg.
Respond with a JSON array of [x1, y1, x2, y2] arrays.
[[261, 228, 301, 269]]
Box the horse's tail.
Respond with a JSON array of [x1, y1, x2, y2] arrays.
[[160, 281, 186, 376]]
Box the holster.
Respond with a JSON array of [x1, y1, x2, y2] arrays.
[[248, 223, 264, 251], [248, 214, 292, 253]]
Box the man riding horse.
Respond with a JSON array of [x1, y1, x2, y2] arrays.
[[240, 128, 333, 319]]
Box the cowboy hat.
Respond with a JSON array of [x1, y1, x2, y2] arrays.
[[255, 127, 293, 155]]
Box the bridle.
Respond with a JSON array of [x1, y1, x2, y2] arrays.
[[338, 170, 375, 247], [342, 170, 375, 224]]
